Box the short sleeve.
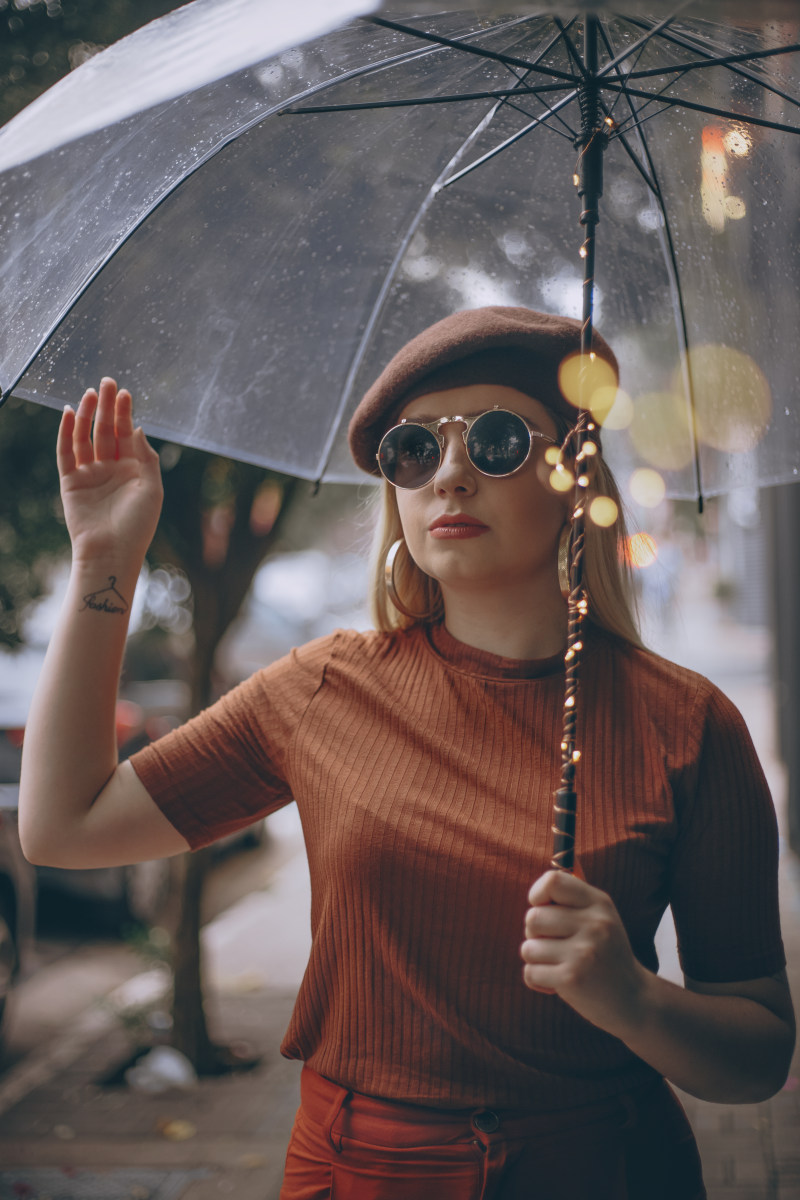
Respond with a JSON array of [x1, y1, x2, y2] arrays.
[[669, 686, 786, 983], [129, 632, 338, 850]]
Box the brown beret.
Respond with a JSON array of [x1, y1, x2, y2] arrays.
[[348, 306, 618, 476]]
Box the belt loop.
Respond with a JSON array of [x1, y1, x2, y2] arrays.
[[324, 1084, 352, 1154]]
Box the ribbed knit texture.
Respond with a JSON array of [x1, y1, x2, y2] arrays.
[[130, 623, 785, 1110]]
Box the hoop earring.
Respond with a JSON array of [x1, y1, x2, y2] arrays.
[[558, 525, 571, 599], [384, 539, 430, 621]]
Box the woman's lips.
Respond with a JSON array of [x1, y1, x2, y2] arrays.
[[429, 516, 489, 539]]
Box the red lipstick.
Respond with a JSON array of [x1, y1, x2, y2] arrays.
[[429, 514, 489, 539]]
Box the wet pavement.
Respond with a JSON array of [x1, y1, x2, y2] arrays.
[[0, 564, 798, 1199]]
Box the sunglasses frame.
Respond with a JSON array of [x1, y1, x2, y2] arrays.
[[377, 406, 557, 490]]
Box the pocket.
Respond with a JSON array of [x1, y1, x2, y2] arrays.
[[280, 1111, 335, 1200]]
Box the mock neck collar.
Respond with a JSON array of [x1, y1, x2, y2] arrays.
[[425, 621, 567, 681]]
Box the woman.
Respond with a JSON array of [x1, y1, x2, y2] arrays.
[[19, 306, 794, 1200]]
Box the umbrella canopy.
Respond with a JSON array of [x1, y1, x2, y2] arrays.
[[0, 1, 798, 502]]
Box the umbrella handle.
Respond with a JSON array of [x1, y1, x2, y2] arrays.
[[550, 14, 607, 879], [551, 787, 577, 874]]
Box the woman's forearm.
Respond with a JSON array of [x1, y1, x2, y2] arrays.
[[610, 965, 795, 1103], [18, 555, 143, 863], [19, 383, 164, 865], [523, 870, 795, 1105]]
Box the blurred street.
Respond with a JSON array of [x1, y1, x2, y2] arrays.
[[0, 555, 798, 1200]]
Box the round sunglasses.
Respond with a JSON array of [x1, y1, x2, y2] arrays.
[[377, 407, 557, 490]]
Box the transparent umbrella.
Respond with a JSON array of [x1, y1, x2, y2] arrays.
[[1, 0, 798, 867], [0, 1, 797, 498]]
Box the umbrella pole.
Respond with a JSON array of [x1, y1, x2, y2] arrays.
[[551, 15, 607, 874]]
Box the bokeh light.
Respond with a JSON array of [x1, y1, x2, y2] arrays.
[[723, 126, 752, 157], [701, 124, 749, 231], [549, 467, 574, 492], [701, 125, 728, 233], [558, 351, 618, 416], [625, 532, 658, 569], [598, 388, 634, 430], [723, 195, 746, 220], [589, 495, 619, 527], [629, 391, 694, 471], [629, 468, 666, 508], [678, 344, 771, 453]]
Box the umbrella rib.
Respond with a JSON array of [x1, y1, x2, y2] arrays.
[[312, 105, 507, 484], [4, 43, 514, 411], [601, 84, 800, 135], [623, 41, 800, 81], [500, 99, 576, 142], [363, 15, 578, 83], [595, 15, 681, 148], [595, 18, 653, 126], [497, 15, 582, 142], [597, 23, 705, 507], [592, 3, 697, 85], [606, 66, 696, 139], [552, 15, 587, 79], [284, 83, 579, 117], [275, 23, 541, 116], [287, 19, 583, 138], [623, 15, 800, 114], [439, 87, 582, 189]]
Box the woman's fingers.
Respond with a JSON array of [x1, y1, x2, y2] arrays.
[[56, 405, 77, 477], [527, 868, 597, 909], [72, 389, 98, 467], [521, 936, 564, 965], [524, 903, 576, 940], [67, 380, 141, 469], [93, 377, 118, 460], [114, 388, 136, 458]]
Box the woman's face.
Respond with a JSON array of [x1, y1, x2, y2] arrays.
[[393, 384, 569, 600]]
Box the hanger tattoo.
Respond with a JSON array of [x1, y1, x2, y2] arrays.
[[80, 575, 129, 615]]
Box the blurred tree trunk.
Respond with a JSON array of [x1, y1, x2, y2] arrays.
[[152, 449, 299, 1073]]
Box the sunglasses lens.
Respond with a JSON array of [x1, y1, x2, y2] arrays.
[[466, 410, 531, 476], [378, 424, 441, 489]]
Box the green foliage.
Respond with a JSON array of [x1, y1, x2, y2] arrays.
[[0, 0, 187, 128], [0, 0, 193, 650], [0, 397, 67, 648]]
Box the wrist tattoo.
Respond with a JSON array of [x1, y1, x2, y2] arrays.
[[80, 575, 129, 615]]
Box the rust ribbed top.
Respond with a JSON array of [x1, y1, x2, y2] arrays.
[[130, 622, 785, 1109]]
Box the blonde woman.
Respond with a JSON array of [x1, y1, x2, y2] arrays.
[[19, 307, 794, 1200]]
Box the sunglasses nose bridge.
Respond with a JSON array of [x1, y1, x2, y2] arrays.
[[431, 420, 477, 487]]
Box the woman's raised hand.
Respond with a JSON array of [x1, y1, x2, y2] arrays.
[[57, 378, 164, 566], [520, 869, 648, 1037]]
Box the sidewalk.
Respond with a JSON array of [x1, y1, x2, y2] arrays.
[[0, 571, 798, 1200]]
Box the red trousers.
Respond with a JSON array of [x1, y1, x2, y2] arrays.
[[280, 1066, 706, 1200]]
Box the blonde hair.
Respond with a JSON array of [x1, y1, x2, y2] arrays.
[[368, 455, 642, 648]]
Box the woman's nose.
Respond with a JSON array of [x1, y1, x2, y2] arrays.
[[433, 423, 477, 494]]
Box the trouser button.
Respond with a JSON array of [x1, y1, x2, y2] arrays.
[[472, 1109, 500, 1133]]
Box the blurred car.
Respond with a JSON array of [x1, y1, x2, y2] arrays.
[[0, 779, 37, 1048], [2, 673, 266, 932], [0, 679, 175, 929]]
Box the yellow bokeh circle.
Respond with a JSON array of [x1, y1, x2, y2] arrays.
[[558, 351, 618, 416], [600, 388, 634, 431], [626, 532, 658, 569], [629, 468, 666, 508], [677, 344, 771, 453], [629, 391, 694, 471], [549, 467, 574, 493], [589, 496, 619, 527]]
